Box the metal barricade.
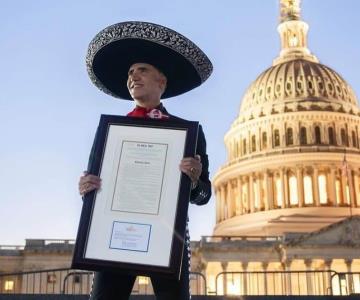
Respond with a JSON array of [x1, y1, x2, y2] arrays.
[[214, 270, 336, 296], [2, 267, 360, 296], [0, 268, 92, 295], [331, 272, 360, 296], [0, 269, 206, 295]]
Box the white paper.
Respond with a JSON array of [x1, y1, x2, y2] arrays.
[[111, 141, 168, 215]]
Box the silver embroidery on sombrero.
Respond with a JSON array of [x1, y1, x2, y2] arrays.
[[86, 21, 213, 98]]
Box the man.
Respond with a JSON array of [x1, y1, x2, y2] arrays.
[[78, 21, 212, 300]]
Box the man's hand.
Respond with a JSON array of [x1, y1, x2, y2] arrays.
[[78, 171, 101, 196], [179, 155, 202, 185]]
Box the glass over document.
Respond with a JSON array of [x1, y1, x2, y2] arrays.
[[111, 141, 168, 215]]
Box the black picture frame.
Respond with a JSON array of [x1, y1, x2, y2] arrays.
[[72, 114, 199, 279]]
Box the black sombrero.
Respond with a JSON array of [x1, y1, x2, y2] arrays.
[[86, 21, 213, 100]]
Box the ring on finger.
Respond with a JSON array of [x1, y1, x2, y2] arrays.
[[190, 167, 195, 173]]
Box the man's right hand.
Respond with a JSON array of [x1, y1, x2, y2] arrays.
[[78, 171, 102, 196]]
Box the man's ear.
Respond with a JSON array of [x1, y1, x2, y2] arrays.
[[159, 75, 167, 92]]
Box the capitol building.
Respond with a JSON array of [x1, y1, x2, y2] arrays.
[[191, 0, 360, 296], [212, 0, 360, 236], [1, 0, 359, 297]]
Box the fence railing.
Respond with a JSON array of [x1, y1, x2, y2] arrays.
[[331, 272, 360, 296], [0, 268, 89, 295], [0, 268, 359, 296], [0, 268, 206, 296], [214, 270, 335, 296]]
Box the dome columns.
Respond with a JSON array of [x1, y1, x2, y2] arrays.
[[328, 166, 337, 205], [296, 166, 304, 207], [312, 167, 320, 206], [350, 171, 357, 208], [249, 174, 255, 213], [227, 180, 236, 218], [280, 168, 287, 208], [340, 170, 349, 206], [214, 164, 360, 226], [218, 185, 226, 222], [304, 259, 315, 295], [215, 188, 221, 223], [236, 177, 244, 215], [354, 172, 360, 206], [263, 171, 270, 211], [221, 262, 229, 295]]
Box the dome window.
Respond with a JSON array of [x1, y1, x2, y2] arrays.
[[262, 132, 268, 150], [286, 82, 292, 91], [328, 127, 336, 145], [289, 35, 299, 47], [352, 131, 357, 148], [327, 83, 334, 93], [242, 139, 247, 155], [254, 180, 260, 209], [341, 129, 348, 146], [308, 81, 313, 89], [318, 81, 324, 90], [300, 127, 307, 145], [234, 141, 239, 158], [315, 126, 322, 144], [251, 135, 256, 152], [286, 128, 294, 145], [273, 129, 280, 147]]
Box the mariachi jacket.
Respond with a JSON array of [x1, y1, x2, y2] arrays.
[[87, 104, 211, 206]]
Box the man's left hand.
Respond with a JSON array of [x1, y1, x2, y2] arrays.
[[180, 155, 202, 184]]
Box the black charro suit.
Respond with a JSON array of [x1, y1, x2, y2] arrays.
[[88, 104, 211, 300]]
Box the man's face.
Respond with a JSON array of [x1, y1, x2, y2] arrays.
[[127, 63, 166, 102]]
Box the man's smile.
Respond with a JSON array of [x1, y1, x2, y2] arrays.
[[130, 83, 144, 89]]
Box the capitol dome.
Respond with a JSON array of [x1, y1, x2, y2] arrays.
[[240, 59, 359, 121], [212, 0, 360, 236]]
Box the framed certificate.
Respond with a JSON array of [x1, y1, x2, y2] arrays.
[[72, 114, 199, 278]]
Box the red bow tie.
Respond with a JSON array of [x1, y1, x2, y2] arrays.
[[127, 106, 169, 119]]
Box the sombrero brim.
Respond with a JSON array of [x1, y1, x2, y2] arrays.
[[86, 21, 213, 100]]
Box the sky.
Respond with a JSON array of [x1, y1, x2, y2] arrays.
[[1, 0, 360, 246]]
